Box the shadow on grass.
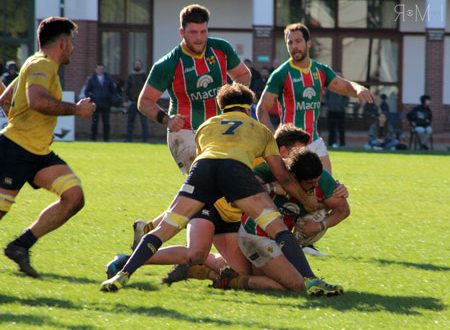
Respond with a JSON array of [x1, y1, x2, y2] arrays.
[[211, 290, 445, 315], [0, 313, 96, 330], [38, 272, 99, 284], [111, 304, 297, 330], [373, 258, 450, 272], [0, 293, 294, 330]]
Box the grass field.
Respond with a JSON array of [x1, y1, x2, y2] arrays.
[[0, 142, 449, 330]]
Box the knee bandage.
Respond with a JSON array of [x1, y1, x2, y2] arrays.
[[255, 208, 281, 230], [163, 211, 189, 229], [0, 193, 16, 212], [50, 174, 82, 196]]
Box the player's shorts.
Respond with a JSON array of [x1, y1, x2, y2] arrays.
[[178, 158, 265, 205], [191, 205, 240, 235], [167, 129, 196, 175], [306, 137, 328, 157], [238, 225, 282, 268], [0, 135, 66, 190]]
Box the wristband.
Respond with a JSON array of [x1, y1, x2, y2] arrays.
[[156, 110, 168, 124]]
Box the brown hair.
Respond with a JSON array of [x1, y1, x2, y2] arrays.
[[37, 16, 78, 48], [180, 4, 210, 29], [216, 82, 255, 113], [284, 23, 310, 42], [274, 124, 311, 149]]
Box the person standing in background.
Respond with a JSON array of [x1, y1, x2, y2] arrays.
[[124, 59, 149, 143], [85, 64, 115, 142], [325, 72, 349, 148]]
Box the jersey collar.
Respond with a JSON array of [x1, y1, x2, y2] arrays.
[[181, 42, 206, 59], [289, 58, 312, 74]]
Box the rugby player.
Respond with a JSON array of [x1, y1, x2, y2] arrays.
[[124, 5, 317, 276], [0, 17, 96, 277], [100, 82, 317, 292], [257, 23, 375, 173]]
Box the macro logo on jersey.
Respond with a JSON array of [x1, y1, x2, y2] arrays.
[[303, 87, 316, 100], [282, 202, 301, 215], [191, 74, 219, 101], [297, 86, 321, 111], [196, 74, 214, 89]]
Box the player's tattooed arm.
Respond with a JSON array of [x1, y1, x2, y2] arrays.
[[27, 84, 95, 118]]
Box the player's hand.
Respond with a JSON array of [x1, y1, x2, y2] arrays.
[[298, 218, 321, 235], [302, 194, 319, 213], [356, 86, 375, 104], [333, 181, 349, 198], [76, 97, 96, 118], [167, 114, 184, 132]]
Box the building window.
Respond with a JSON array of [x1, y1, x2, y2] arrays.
[[102, 32, 121, 75], [276, 0, 336, 28], [342, 38, 398, 83], [338, 0, 398, 29], [0, 0, 34, 72], [99, 0, 152, 80]]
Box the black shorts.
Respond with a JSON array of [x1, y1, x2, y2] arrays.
[[178, 158, 265, 205], [192, 205, 240, 235], [0, 135, 66, 190]]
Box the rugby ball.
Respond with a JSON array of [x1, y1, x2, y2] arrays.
[[293, 208, 328, 246]]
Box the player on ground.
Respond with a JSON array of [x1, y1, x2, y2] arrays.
[[216, 148, 349, 294], [163, 126, 348, 295], [100, 83, 318, 292], [256, 23, 375, 173], [0, 17, 96, 277]]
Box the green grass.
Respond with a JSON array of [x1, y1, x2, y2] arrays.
[[0, 142, 449, 329]]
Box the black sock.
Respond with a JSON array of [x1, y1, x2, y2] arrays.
[[122, 234, 162, 276], [14, 229, 37, 249], [275, 230, 315, 278]]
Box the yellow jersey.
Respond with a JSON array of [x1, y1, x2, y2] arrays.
[[195, 110, 278, 223], [1, 52, 62, 155], [195, 111, 279, 169]]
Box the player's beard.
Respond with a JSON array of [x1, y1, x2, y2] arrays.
[[184, 39, 206, 55], [61, 48, 72, 65], [291, 50, 307, 63]]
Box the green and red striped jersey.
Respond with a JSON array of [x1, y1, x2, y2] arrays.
[[265, 59, 336, 141], [242, 162, 336, 237], [147, 38, 241, 130]]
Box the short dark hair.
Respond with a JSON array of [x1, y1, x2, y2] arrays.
[[37, 16, 78, 48], [216, 82, 255, 113], [286, 149, 323, 182], [284, 23, 310, 42], [180, 4, 210, 29], [274, 124, 310, 149], [420, 94, 431, 104]]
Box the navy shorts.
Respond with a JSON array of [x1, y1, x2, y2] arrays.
[[192, 205, 240, 235], [178, 158, 265, 205], [0, 135, 66, 190]]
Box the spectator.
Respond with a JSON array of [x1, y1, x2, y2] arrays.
[[243, 59, 263, 98], [85, 64, 116, 141], [368, 112, 399, 150], [1, 60, 19, 87], [407, 95, 432, 150], [124, 59, 149, 142], [325, 72, 349, 148], [379, 94, 390, 114]]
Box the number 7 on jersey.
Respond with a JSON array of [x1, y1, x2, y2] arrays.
[[221, 120, 243, 135]]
